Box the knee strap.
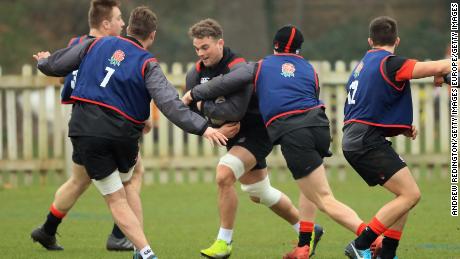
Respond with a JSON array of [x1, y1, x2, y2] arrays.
[[240, 176, 282, 207], [92, 171, 123, 195], [218, 153, 245, 179]]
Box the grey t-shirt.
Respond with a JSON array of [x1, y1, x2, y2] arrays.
[[342, 123, 388, 151], [268, 107, 330, 144]]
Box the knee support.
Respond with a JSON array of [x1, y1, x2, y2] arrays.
[[92, 171, 123, 196], [218, 154, 245, 179], [240, 176, 282, 207]]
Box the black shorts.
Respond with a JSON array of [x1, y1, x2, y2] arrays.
[[279, 127, 331, 180], [343, 141, 407, 186], [71, 136, 139, 180], [226, 123, 273, 170]]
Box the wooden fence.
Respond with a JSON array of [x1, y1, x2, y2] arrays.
[[0, 62, 450, 187]]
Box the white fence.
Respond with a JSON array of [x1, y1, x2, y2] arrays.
[[0, 62, 450, 187]]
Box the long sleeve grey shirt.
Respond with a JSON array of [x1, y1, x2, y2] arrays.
[[190, 62, 257, 103], [37, 37, 208, 137]]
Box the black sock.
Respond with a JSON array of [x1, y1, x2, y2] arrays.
[[380, 236, 399, 259], [43, 212, 62, 236], [112, 224, 125, 238], [298, 231, 312, 247], [354, 227, 378, 250]]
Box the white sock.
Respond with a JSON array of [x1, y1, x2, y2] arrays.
[[140, 245, 155, 259], [293, 222, 300, 234], [217, 227, 233, 244]]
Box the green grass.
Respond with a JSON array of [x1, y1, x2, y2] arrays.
[[0, 171, 459, 258]]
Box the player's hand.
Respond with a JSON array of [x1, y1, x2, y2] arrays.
[[182, 90, 193, 106], [218, 122, 240, 138], [203, 127, 228, 146], [403, 125, 417, 140], [32, 51, 51, 61], [434, 75, 445, 87], [143, 119, 153, 134]]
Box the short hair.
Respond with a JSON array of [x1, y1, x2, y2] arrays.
[[127, 6, 158, 41], [88, 0, 121, 28], [369, 16, 398, 46], [188, 18, 223, 40]]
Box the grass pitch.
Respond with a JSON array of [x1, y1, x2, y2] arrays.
[[0, 170, 459, 258]]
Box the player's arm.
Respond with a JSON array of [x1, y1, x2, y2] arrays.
[[411, 59, 450, 79], [387, 57, 452, 89], [35, 39, 96, 77], [184, 66, 247, 131], [184, 64, 251, 121], [184, 62, 253, 122], [145, 61, 227, 145], [145, 61, 212, 135], [58, 37, 81, 84], [190, 62, 256, 102], [200, 84, 252, 122]]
